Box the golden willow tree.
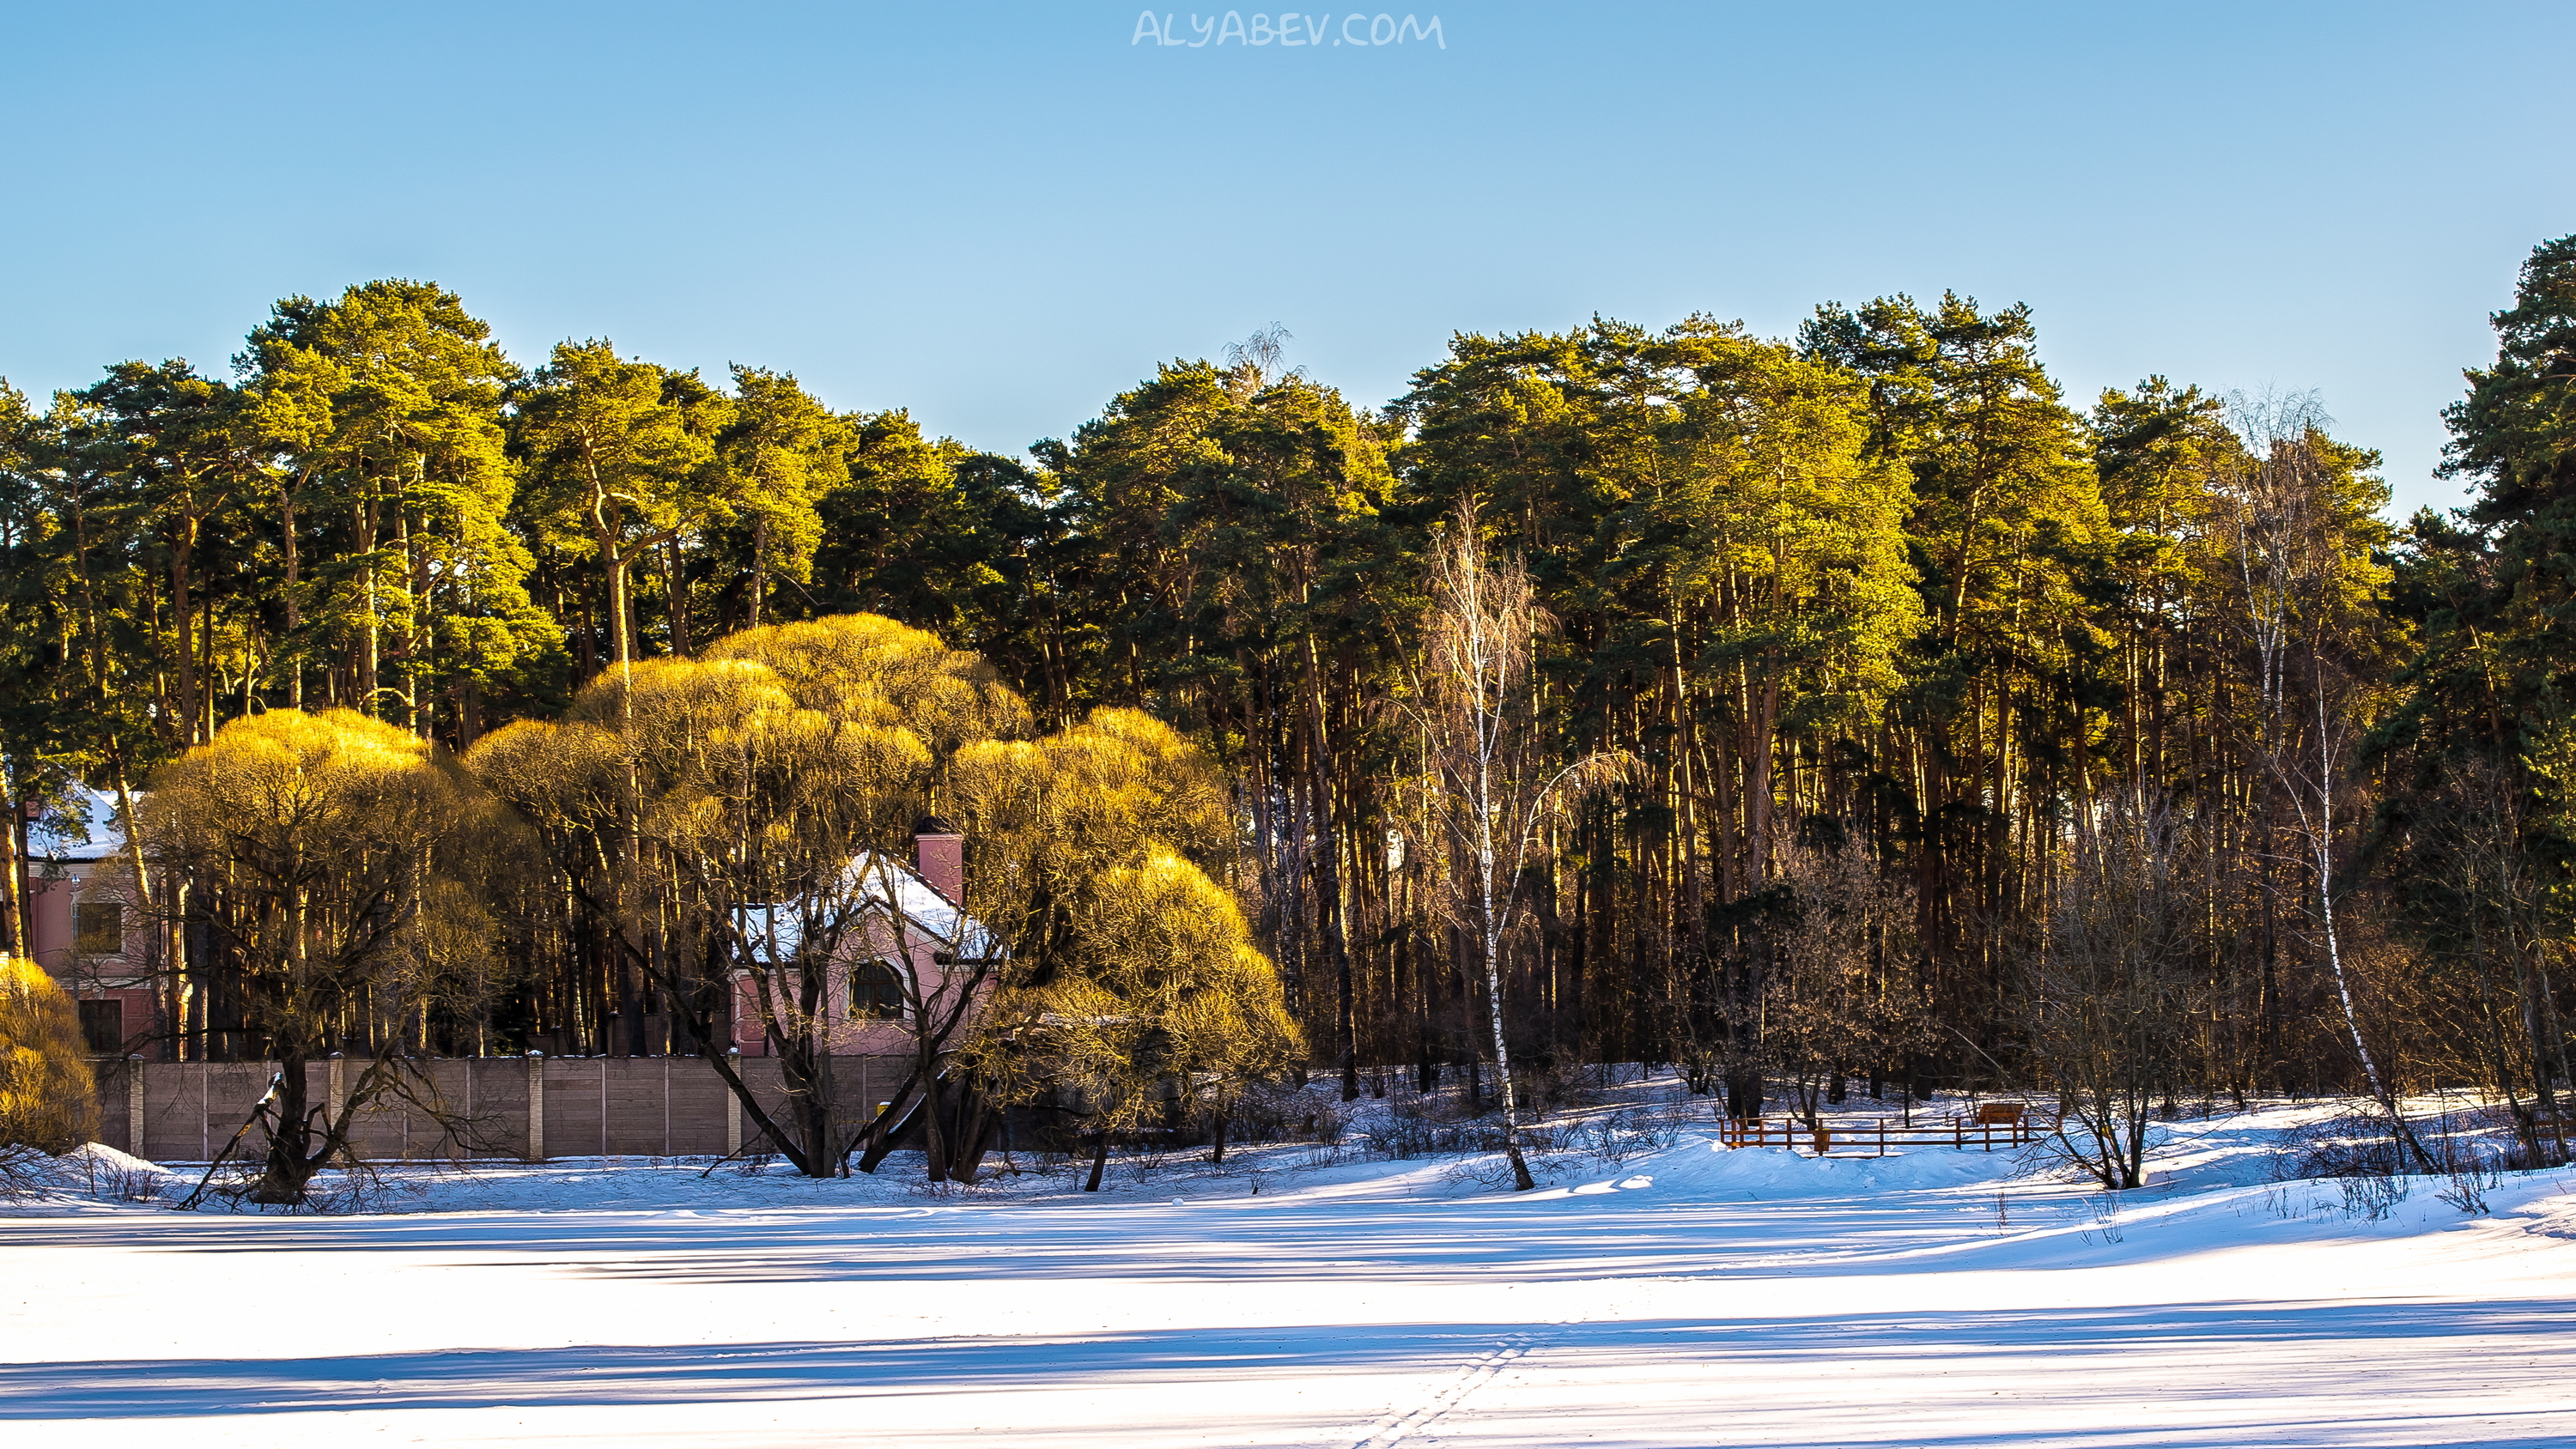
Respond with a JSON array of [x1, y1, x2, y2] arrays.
[[471, 615, 1295, 1185], [951, 708, 1301, 1190], [143, 710, 505, 1204], [469, 614, 1026, 1178], [0, 956, 97, 1169]]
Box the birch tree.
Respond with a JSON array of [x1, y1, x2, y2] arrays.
[[1407, 504, 1622, 1191], [2217, 394, 2427, 1166]]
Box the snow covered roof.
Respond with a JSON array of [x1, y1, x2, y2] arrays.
[[25, 782, 128, 864], [733, 850, 998, 965]]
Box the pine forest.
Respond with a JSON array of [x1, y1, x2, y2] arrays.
[[8, 239, 2576, 1182]]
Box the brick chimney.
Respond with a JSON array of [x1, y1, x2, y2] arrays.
[[913, 815, 963, 903]]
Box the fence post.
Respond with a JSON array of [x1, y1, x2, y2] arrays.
[[726, 1050, 743, 1155], [525, 1052, 545, 1162]]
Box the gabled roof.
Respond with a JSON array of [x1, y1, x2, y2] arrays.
[[732, 850, 999, 965]]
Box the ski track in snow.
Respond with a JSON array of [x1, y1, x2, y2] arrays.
[[3, 1094, 2573, 1448], [1345, 1333, 1534, 1449]]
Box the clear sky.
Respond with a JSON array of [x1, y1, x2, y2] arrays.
[[3, 2, 2568, 516]]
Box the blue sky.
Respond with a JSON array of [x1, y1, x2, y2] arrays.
[[3, 2, 2568, 515]]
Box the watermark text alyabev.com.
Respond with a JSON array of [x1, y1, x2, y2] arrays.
[[1132, 13, 1444, 48]]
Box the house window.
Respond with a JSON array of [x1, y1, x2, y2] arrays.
[[78, 999, 122, 1055], [74, 900, 124, 956], [850, 961, 904, 1020]]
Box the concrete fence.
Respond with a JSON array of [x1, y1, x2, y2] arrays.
[[96, 1055, 914, 1165]]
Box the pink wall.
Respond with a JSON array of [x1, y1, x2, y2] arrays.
[[27, 874, 76, 968], [24, 869, 161, 1059], [729, 829, 987, 1060], [730, 915, 987, 1059]]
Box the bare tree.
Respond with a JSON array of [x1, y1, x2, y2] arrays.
[[2411, 753, 2571, 1167], [2219, 392, 2431, 1167], [723, 846, 997, 1182], [1405, 503, 1623, 1191], [2031, 797, 2199, 1191], [1768, 826, 1927, 1130], [1223, 323, 1293, 395]]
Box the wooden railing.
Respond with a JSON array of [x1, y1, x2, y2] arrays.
[[1718, 1106, 2049, 1155]]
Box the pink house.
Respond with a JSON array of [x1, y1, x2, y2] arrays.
[[18, 785, 160, 1060], [727, 818, 999, 1058]]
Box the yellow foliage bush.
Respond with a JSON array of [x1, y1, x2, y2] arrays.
[[0, 957, 100, 1155]]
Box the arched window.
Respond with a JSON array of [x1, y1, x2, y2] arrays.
[[850, 961, 904, 1020]]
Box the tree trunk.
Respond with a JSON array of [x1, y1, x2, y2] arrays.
[[855, 1068, 935, 1174], [1724, 1067, 1764, 1122], [252, 1055, 317, 1204], [169, 518, 197, 746], [923, 1070, 952, 1183], [948, 1091, 999, 1184], [0, 776, 24, 960], [665, 539, 692, 658]]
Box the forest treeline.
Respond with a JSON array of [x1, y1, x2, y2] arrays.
[[6, 238, 2576, 1175]]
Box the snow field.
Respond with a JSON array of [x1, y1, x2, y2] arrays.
[[2, 1094, 2571, 1448]]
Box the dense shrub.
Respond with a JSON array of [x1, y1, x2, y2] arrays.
[[0, 958, 99, 1155]]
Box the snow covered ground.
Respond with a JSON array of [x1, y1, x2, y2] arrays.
[[3, 1090, 2572, 1448]]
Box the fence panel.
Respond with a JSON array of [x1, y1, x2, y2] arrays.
[[669, 1064, 731, 1155], [471, 1060, 533, 1161], [605, 1059, 671, 1156], [544, 1059, 607, 1159], [94, 1060, 132, 1155], [116, 1056, 919, 1165]]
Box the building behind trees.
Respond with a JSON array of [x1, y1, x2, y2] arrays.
[[4, 243, 2575, 1178]]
